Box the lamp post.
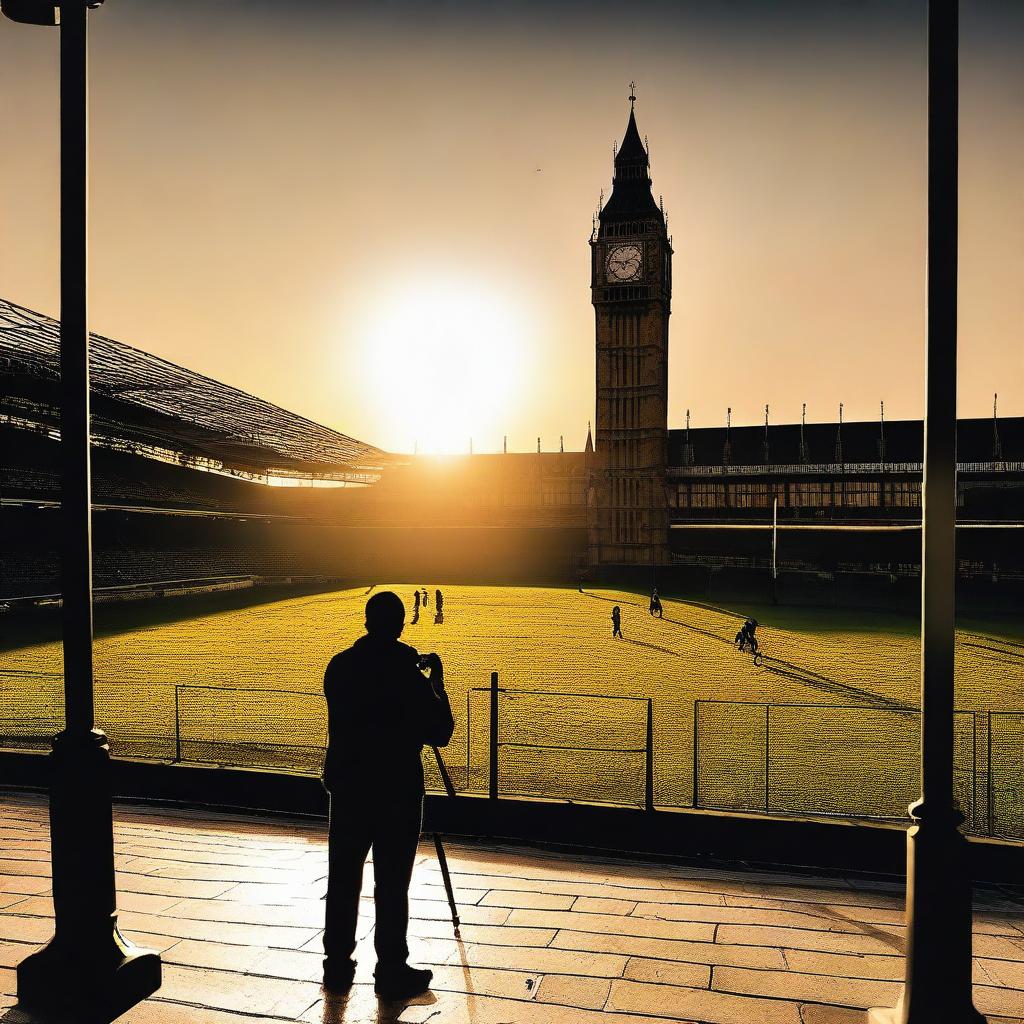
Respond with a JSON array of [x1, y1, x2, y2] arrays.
[[870, 2, 983, 1022], [1, 2, 162, 1020]]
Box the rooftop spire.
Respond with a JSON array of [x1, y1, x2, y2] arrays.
[[600, 88, 661, 222]]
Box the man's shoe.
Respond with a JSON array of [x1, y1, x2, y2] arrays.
[[323, 957, 357, 991], [374, 965, 433, 1000]]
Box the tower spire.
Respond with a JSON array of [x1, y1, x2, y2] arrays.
[[585, 421, 594, 454], [629, 80, 636, 111]]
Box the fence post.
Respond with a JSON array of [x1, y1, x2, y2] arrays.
[[174, 685, 182, 763], [987, 711, 993, 837], [692, 701, 700, 808], [764, 704, 771, 813], [488, 671, 499, 800], [465, 691, 471, 793], [971, 711, 977, 832], [645, 698, 654, 812]]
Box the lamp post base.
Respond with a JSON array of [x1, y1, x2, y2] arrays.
[[16, 730, 161, 1023], [18, 939, 161, 1024], [868, 802, 986, 1024]]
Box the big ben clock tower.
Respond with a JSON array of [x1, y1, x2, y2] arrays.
[[588, 88, 672, 567]]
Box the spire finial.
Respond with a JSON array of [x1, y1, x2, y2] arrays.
[[993, 393, 1003, 461], [629, 81, 636, 110]]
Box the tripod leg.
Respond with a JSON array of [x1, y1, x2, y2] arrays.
[[432, 833, 460, 935]]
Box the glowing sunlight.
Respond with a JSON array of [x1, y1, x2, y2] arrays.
[[361, 278, 531, 454]]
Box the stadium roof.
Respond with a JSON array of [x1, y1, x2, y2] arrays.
[[0, 298, 389, 482]]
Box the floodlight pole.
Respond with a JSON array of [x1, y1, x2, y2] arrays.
[[870, 3, 983, 1022], [8, 2, 162, 1020]]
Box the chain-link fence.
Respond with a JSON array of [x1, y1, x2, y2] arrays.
[[2, 672, 1021, 839], [693, 700, 1023, 839], [465, 681, 653, 807]]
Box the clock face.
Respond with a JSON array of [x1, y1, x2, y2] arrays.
[[606, 243, 643, 282]]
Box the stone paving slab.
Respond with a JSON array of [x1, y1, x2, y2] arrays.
[[0, 791, 1022, 1023]]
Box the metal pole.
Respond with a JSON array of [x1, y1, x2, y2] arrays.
[[870, 4, 982, 1021], [644, 698, 654, 812], [174, 686, 182, 762], [488, 671, 499, 800], [14, 4, 161, 1019], [986, 712, 993, 837], [764, 704, 770, 813], [692, 701, 700, 807], [771, 496, 778, 604]]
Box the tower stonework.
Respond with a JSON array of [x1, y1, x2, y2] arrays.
[[588, 96, 672, 567]]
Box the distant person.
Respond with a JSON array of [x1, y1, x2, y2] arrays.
[[736, 617, 759, 653], [412, 589, 421, 624], [421, 588, 429, 608], [611, 605, 623, 639], [321, 591, 454, 1000], [434, 588, 444, 625], [649, 588, 663, 618]]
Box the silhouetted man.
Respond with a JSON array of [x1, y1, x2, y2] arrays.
[[611, 605, 623, 639], [322, 591, 454, 999], [649, 588, 663, 618]]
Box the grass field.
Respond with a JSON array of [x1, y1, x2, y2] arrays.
[[2, 584, 1022, 829]]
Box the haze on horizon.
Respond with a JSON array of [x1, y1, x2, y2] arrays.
[[1, 0, 1022, 454]]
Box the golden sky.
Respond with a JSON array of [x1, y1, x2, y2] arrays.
[[1, 1, 1022, 454]]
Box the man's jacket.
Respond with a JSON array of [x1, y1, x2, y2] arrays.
[[322, 634, 455, 797]]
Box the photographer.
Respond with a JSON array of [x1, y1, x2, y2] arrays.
[[321, 590, 454, 999]]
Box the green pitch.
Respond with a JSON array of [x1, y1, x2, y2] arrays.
[[1, 584, 1021, 825]]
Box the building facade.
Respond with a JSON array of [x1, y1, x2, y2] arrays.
[[588, 96, 672, 567]]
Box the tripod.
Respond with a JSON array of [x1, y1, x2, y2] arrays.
[[429, 745, 461, 935]]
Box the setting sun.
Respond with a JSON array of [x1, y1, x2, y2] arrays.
[[361, 278, 532, 454]]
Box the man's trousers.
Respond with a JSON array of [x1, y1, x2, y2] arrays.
[[323, 791, 423, 969]]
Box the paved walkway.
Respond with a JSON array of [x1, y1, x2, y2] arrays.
[[0, 791, 1022, 1023]]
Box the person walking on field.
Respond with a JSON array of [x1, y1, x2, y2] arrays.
[[421, 587, 429, 608], [611, 605, 623, 639], [434, 588, 444, 625], [411, 588, 421, 624], [649, 588, 663, 618], [321, 591, 454, 999]]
